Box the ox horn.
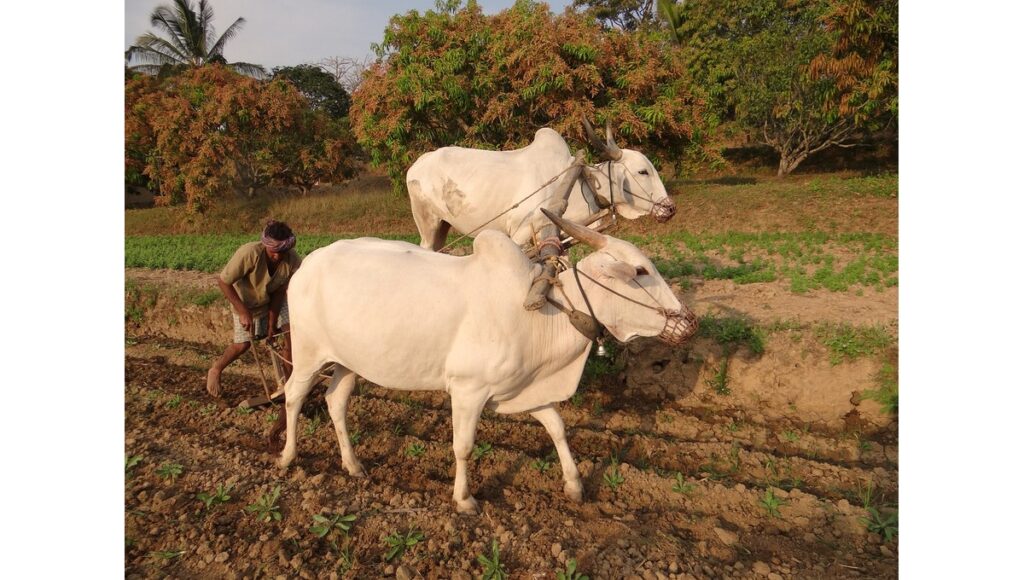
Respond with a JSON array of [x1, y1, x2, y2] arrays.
[[541, 208, 607, 249], [582, 117, 606, 153], [604, 120, 623, 161]]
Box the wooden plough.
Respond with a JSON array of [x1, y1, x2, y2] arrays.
[[239, 338, 289, 409]]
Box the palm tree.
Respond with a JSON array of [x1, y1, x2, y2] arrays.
[[125, 0, 266, 78]]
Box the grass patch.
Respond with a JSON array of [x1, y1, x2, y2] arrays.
[[125, 232, 472, 272], [862, 362, 898, 414], [698, 314, 765, 355], [815, 322, 893, 365]]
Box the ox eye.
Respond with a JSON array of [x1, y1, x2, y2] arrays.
[[638, 169, 650, 176], [636, 266, 650, 277]]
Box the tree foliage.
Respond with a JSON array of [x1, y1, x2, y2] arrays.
[[125, 0, 266, 78], [125, 66, 358, 212], [272, 64, 351, 118], [351, 0, 710, 191], [572, 0, 658, 30], [808, 0, 898, 125], [677, 0, 897, 175]]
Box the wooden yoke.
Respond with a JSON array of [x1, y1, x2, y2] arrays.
[[523, 150, 587, 310]]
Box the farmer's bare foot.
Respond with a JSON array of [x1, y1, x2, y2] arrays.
[[206, 368, 222, 397]]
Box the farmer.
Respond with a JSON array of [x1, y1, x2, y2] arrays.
[[206, 220, 302, 398]]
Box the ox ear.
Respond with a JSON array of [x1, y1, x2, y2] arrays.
[[598, 261, 636, 282]]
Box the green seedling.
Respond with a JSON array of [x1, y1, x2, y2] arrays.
[[861, 507, 898, 542], [672, 473, 695, 494], [706, 356, 730, 395], [556, 558, 590, 580], [349, 429, 363, 444], [477, 539, 508, 580], [604, 462, 625, 491], [570, 392, 584, 407], [200, 403, 217, 416], [150, 549, 184, 561], [310, 512, 358, 538], [266, 412, 279, 423], [196, 483, 232, 510], [857, 479, 877, 509], [782, 430, 800, 442], [246, 485, 283, 522], [531, 457, 553, 474], [472, 442, 493, 460], [165, 394, 183, 409], [336, 544, 355, 574], [591, 401, 605, 416], [760, 488, 786, 518], [384, 528, 425, 562], [392, 423, 406, 436], [125, 454, 144, 475], [156, 462, 183, 483], [305, 414, 322, 436], [406, 443, 426, 458], [236, 406, 255, 415]]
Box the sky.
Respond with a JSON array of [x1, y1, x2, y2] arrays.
[[125, 0, 574, 70]]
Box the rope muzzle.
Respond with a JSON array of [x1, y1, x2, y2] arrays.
[[658, 309, 699, 346], [652, 197, 676, 222]]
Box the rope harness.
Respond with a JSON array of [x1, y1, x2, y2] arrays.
[[585, 161, 676, 222], [437, 164, 580, 254]]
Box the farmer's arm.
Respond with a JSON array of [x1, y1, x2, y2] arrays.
[[266, 284, 288, 343], [217, 245, 255, 331], [216, 277, 252, 331]]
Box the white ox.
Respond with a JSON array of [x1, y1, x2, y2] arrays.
[[406, 126, 677, 250], [277, 214, 697, 513]]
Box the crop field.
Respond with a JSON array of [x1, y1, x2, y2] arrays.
[[125, 173, 898, 579]]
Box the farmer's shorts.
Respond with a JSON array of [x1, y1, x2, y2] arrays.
[[232, 302, 289, 343]]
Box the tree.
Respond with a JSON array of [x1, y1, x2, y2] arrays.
[[272, 65, 351, 118], [351, 0, 710, 191], [125, 0, 266, 78], [808, 0, 898, 127], [317, 55, 373, 93], [125, 66, 358, 212], [571, 0, 658, 30], [677, 0, 895, 175]]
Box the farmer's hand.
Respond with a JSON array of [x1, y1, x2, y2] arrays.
[[238, 308, 253, 331]]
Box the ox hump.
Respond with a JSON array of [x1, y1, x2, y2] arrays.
[[470, 231, 534, 276]]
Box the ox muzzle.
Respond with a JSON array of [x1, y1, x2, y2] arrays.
[[658, 309, 698, 346], [653, 198, 677, 222]]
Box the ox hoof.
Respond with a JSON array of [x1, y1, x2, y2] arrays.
[[455, 496, 479, 515], [565, 481, 584, 503], [277, 455, 294, 470], [345, 461, 366, 478]]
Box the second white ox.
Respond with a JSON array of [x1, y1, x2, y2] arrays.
[[406, 126, 677, 250], [278, 214, 697, 513]]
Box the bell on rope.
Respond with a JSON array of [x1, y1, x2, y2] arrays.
[[596, 341, 609, 357]]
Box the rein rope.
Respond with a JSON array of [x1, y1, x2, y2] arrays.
[[437, 164, 580, 253]]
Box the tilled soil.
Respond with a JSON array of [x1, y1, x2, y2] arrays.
[[126, 324, 898, 578]]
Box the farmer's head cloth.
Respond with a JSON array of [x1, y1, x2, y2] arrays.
[[261, 220, 296, 253]]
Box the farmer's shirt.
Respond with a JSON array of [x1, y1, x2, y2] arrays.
[[219, 242, 302, 315]]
